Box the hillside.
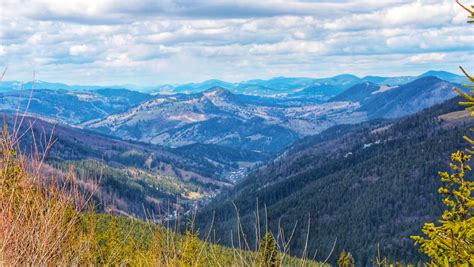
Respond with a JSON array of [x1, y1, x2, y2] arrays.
[[329, 76, 459, 119], [195, 97, 472, 265], [0, 76, 462, 166], [4, 113, 257, 218], [0, 75, 469, 265], [88, 87, 365, 153], [88, 76, 460, 159], [0, 89, 153, 124], [329, 81, 381, 103], [361, 76, 458, 118], [0, 121, 326, 266]]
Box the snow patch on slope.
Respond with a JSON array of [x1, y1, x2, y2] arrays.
[[371, 85, 398, 95]]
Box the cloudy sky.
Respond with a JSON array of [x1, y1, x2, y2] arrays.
[[0, 0, 473, 86]]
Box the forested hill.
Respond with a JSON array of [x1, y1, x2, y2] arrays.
[[195, 96, 473, 265]]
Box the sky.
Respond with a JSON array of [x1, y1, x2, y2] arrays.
[[0, 0, 473, 86]]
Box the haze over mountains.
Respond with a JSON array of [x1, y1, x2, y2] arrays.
[[0, 70, 465, 96]]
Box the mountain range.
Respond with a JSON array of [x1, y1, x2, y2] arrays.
[[0, 70, 465, 97], [85, 76, 459, 158], [165, 71, 465, 98], [0, 70, 470, 264], [85, 87, 363, 154], [0, 73, 464, 182]]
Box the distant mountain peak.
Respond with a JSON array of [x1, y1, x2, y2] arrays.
[[331, 74, 361, 80], [418, 70, 465, 84], [411, 75, 443, 83], [202, 86, 234, 97], [203, 86, 231, 93], [328, 81, 380, 103], [420, 70, 458, 77], [201, 86, 241, 105]]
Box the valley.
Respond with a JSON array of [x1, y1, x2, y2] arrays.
[[0, 70, 469, 263], [195, 96, 473, 265], [3, 1, 473, 265]]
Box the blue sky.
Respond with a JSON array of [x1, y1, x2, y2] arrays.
[[0, 0, 473, 86]]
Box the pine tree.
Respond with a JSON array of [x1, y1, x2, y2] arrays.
[[180, 220, 205, 266], [411, 151, 474, 265], [257, 232, 280, 267], [411, 4, 474, 264], [338, 250, 355, 267]]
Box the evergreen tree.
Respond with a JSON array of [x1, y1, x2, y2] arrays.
[[338, 250, 355, 267], [411, 4, 474, 264], [180, 229, 202, 266], [180, 220, 205, 266], [411, 151, 474, 265], [257, 232, 280, 267]]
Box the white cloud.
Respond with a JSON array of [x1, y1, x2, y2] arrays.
[[0, 0, 472, 85], [69, 44, 92, 56], [249, 40, 325, 55], [409, 53, 447, 63], [8, 0, 410, 23]]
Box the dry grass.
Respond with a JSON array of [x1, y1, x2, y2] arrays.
[[0, 71, 91, 265], [0, 121, 87, 264]]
